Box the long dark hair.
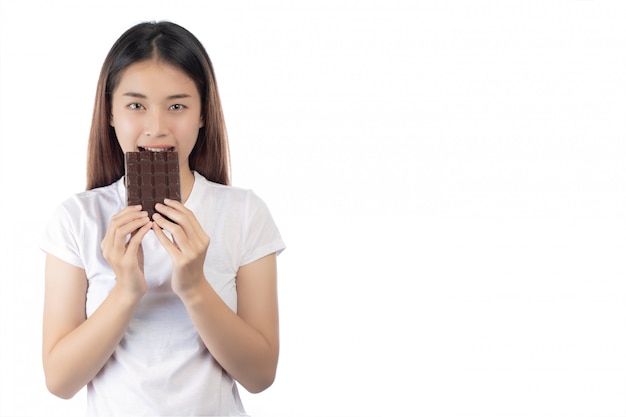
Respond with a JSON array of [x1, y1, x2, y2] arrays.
[[86, 21, 230, 189]]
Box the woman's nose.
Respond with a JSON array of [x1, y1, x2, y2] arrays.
[[144, 109, 168, 137]]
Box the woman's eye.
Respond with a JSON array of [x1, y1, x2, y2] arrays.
[[170, 104, 185, 111], [128, 103, 144, 110]]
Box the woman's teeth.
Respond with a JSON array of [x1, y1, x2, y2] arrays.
[[139, 147, 174, 152]]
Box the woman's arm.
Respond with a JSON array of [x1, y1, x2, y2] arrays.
[[42, 207, 151, 398], [176, 254, 280, 394], [152, 200, 280, 393], [42, 255, 140, 398]]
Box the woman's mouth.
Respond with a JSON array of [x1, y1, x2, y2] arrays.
[[138, 146, 175, 152]]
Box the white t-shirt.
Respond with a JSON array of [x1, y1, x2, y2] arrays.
[[41, 171, 285, 416]]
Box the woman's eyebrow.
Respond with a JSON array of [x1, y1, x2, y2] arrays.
[[122, 92, 193, 100], [166, 93, 192, 100], [122, 92, 148, 99]]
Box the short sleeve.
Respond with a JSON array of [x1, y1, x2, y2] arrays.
[[240, 191, 286, 266], [40, 200, 84, 269]]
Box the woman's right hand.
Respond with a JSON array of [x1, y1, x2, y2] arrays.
[[100, 205, 153, 300]]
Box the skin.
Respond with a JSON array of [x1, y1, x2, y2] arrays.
[[42, 60, 279, 399]]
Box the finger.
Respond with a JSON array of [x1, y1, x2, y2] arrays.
[[162, 198, 185, 210], [102, 207, 148, 252], [152, 213, 191, 252], [117, 204, 144, 216], [151, 210, 177, 232], [160, 200, 210, 250], [154, 201, 203, 242], [151, 220, 181, 257], [109, 205, 146, 226], [112, 216, 151, 252], [103, 205, 141, 235], [106, 207, 148, 237], [153, 201, 189, 226], [126, 220, 153, 253]]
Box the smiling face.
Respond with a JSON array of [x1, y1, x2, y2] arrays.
[[110, 59, 204, 180]]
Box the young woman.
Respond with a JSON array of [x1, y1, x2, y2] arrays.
[[40, 21, 285, 416]]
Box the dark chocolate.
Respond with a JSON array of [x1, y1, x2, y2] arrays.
[[125, 151, 181, 219]]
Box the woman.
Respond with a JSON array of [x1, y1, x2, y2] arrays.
[[41, 21, 285, 416]]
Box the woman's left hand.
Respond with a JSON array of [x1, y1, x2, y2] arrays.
[[152, 199, 210, 296]]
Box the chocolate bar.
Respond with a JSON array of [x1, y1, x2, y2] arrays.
[[125, 151, 181, 219]]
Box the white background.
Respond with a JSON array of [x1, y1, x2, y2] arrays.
[[1, 1, 625, 416]]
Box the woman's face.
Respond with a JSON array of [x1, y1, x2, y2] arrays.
[[110, 59, 204, 173]]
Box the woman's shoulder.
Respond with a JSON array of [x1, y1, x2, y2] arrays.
[[56, 178, 124, 215], [193, 171, 256, 199], [191, 172, 270, 212]]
